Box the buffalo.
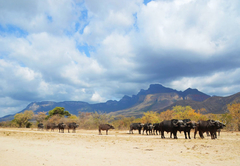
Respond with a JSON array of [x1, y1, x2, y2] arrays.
[[37, 123, 44, 130], [46, 123, 58, 131], [211, 121, 226, 138], [66, 122, 79, 133], [99, 124, 115, 135], [129, 123, 143, 134], [142, 123, 153, 135], [217, 121, 226, 136], [58, 122, 66, 133], [176, 119, 197, 139], [160, 119, 185, 139], [152, 123, 161, 135], [194, 120, 220, 139]]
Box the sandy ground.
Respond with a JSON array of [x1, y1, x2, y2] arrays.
[[0, 128, 240, 166]]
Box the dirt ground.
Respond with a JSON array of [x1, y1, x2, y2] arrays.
[[0, 128, 240, 166]]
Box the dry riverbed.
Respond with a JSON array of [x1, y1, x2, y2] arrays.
[[0, 128, 240, 166]]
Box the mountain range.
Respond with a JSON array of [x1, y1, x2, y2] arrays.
[[1, 84, 240, 121]]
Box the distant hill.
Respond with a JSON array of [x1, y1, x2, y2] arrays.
[[160, 92, 240, 114], [1, 84, 239, 121]]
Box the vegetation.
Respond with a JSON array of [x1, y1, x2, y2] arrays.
[[12, 110, 34, 128], [227, 103, 240, 131], [1, 104, 240, 131], [47, 107, 71, 118]]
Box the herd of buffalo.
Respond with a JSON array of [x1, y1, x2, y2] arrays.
[[38, 119, 226, 139]]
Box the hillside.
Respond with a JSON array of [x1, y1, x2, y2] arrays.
[[160, 92, 240, 114], [1, 84, 239, 121]]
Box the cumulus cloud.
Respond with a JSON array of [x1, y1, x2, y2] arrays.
[[1, 0, 240, 117]]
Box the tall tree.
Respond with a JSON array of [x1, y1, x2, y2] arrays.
[[47, 107, 71, 118], [34, 112, 47, 123], [141, 111, 159, 123], [13, 110, 34, 127], [227, 103, 240, 131]]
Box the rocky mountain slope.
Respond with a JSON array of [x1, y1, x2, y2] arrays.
[[1, 84, 239, 121]]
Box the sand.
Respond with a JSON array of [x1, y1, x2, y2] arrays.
[[0, 128, 240, 166]]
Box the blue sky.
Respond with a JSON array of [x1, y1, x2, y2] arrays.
[[1, 0, 240, 117]]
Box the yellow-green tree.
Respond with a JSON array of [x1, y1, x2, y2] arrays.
[[227, 103, 240, 131], [159, 109, 174, 121], [172, 106, 206, 121], [141, 111, 159, 123], [68, 115, 79, 123], [220, 113, 233, 131], [13, 110, 34, 127]]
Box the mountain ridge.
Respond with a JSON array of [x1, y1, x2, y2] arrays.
[[1, 84, 238, 121]]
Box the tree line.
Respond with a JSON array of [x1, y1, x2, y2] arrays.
[[0, 103, 240, 131]]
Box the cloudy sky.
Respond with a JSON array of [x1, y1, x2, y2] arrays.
[[1, 0, 240, 117]]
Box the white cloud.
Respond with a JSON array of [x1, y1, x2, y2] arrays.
[[170, 68, 240, 96], [1, 0, 240, 117], [135, 0, 240, 56], [91, 91, 105, 102]]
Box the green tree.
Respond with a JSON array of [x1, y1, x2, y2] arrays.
[[47, 107, 71, 119], [13, 110, 34, 128]]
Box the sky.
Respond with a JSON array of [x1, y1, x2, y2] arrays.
[[1, 0, 240, 117]]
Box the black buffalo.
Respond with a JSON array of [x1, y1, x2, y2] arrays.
[[152, 123, 161, 135], [129, 123, 143, 134], [211, 121, 226, 138], [66, 122, 79, 133], [176, 119, 197, 139], [194, 120, 220, 139], [160, 119, 185, 139], [99, 124, 115, 135], [58, 122, 66, 133], [46, 123, 58, 131], [37, 123, 44, 130], [217, 121, 226, 136], [142, 123, 153, 135]]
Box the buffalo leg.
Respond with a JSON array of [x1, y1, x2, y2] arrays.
[[138, 129, 141, 134], [206, 131, 210, 136], [199, 131, 204, 139], [184, 131, 187, 139], [99, 129, 102, 135], [194, 129, 197, 139], [188, 131, 191, 139], [173, 132, 177, 139], [161, 131, 165, 139], [106, 130, 108, 135]]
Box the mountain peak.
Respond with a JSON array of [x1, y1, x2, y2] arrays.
[[138, 84, 177, 95]]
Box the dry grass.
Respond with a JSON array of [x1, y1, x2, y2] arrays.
[[0, 128, 240, 166]]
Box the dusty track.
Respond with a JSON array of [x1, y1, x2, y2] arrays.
[[0, 128, 240, 166]]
